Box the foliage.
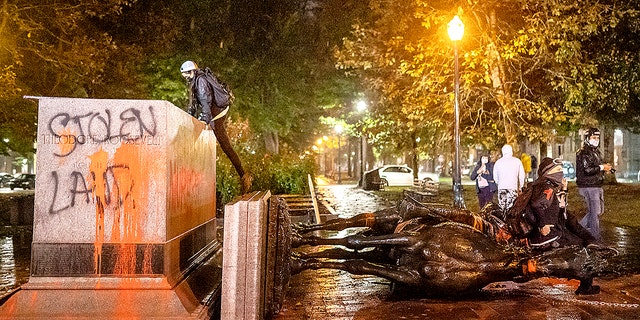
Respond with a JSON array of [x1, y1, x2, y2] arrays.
[[251, 153, 315, 195], [334, 0, 597, 157], [216, 149, 316, 204], [336, 0, 640, 158], [0, 0, 155, 156], [517, 0, 640, 131]]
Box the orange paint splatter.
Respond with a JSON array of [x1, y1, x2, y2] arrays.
[[88, 148, 109, 274], [87, 142, 156, 276], [111, 143, 150, 275], [56, 127, 77, 157]]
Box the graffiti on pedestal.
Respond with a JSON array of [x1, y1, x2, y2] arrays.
[[43, 106, 159, 158]]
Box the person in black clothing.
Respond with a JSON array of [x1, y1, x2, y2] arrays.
[[530, 154, 538, 181], [469, 154, 498, 209], [576, 127, 613, 240], [180, 60, 252, 194], [526, 157, 605, 295]]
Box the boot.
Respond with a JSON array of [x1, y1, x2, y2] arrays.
[[575, 277, 600, 295], [241, 173, 253, 194]]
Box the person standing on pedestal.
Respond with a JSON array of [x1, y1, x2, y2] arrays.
[[180, 60, 253, 194], [576, 127, 613, 240]]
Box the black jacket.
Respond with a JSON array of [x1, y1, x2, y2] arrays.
[[469, 160, 497, 193], [575, 143, 604, 188], [188, 70, 226, 124], [527, 180, 595, 249]]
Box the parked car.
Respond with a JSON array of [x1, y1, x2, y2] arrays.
[[0, 172, 13, 188], [362, 165, 415, 190], [378, 165, 415, 187], [562, 161, 576, 180], [8, 173, 36, 190]]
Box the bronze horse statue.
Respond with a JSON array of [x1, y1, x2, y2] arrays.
[[290, 192, 615, 296]]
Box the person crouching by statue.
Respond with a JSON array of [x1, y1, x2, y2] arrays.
[[470, 154, 498, 209], [526, 157, 602, 295]]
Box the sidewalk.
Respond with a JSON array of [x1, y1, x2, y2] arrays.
[[273, 184, 640, 320]]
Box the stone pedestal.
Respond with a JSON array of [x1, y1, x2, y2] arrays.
[[221, 192, 293, 320], [0, 97, 221, 319]]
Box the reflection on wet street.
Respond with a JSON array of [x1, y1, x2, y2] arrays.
[[602, 222, 640, 276], [0, 227, 32, 296]]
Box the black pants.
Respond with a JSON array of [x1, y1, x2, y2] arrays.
[[210, 114, 245, 178]]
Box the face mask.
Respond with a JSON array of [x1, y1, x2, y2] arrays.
[[182, 71, 194, 82], [481, 157, 488, 164], [546, 171, 564, 185], [589, 139, 599, 147]]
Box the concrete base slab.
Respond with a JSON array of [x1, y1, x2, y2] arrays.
[[0, 289, 204, 319]]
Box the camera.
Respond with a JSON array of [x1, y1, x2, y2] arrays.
[[609, 168, 616, 173]]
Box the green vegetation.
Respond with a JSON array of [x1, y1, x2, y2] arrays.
[[216, 150, 315, 204]]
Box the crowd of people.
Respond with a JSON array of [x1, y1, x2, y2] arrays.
[[468, 128, 615, 295]]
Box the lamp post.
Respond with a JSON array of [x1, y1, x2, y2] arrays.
[[356, 101, 367, 187], [335, 124, 344, 184], [448, 15, 466, 209]]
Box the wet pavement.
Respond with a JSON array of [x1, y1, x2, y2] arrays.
[[273, 182, 640, 320]]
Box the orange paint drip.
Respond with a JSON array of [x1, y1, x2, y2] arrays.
[[111, 143, 149, 275], [88, 148, 109, 274], [142, 244, 153, 274], [87, 141, 156, 277], [526, 259, 537, 274]]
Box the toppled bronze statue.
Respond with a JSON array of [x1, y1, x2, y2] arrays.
[[291, 193, 617, 297]]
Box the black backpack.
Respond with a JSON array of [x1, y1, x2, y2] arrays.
[[505, 185, 536, 238], [202, 68, 235, 108]]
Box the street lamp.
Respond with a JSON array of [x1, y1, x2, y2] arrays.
[[448, 15, 466, 209], [356, 101, 367, 187], [335, 124, 344, 184]]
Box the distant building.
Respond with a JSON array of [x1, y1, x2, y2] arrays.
[[615, 129, 640, 182]]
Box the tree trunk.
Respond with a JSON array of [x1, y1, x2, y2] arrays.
[[601, 124, 617, 184], [411, 132, 419, 179], [484, 9, 518, 147], [346, 138, 352, 178], [264, 130, 279, 154]]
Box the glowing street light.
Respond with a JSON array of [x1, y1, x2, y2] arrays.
[[448, 15, 466, 209]]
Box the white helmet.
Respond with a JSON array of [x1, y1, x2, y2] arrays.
[[180, 61, 198, 73]]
